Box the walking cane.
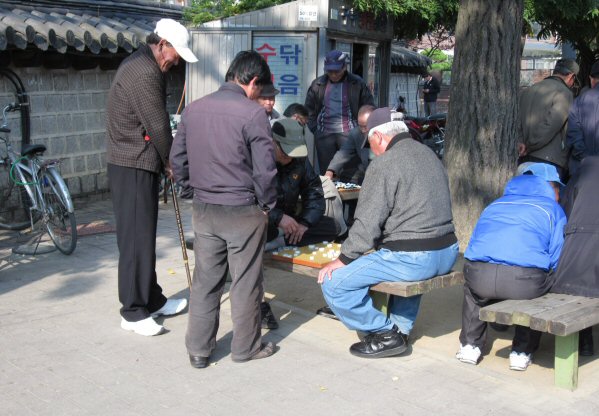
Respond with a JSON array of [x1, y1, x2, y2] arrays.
[[170, 178, 192, 289]]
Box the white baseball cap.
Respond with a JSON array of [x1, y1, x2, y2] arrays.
[[154, 18, 198, 63]]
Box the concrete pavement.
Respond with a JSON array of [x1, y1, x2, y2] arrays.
[[1, 199, 599, 415]]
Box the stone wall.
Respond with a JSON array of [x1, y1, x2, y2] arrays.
[[0, 64, 184, 213]]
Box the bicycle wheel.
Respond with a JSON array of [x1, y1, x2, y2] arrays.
[[40, 167, 77, 254], [0, 163, 35, 230]]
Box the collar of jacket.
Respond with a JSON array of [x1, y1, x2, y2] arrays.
[[316, 72, 358, 86], [387, 132, 412, 150], [545, 75, 569, 88], [137, 43, 161, 71], [219, 82, 248, 97]]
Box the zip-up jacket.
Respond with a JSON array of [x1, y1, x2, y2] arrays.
[[465, 175, 566, 271]]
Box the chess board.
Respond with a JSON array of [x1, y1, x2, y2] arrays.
[[270, 241, 341, 268]]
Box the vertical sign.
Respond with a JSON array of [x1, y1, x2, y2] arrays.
[[254, 36, 304, 115]]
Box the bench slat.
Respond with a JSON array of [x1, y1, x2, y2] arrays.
[[264, 255, 463, 297], [529, 297, 599, 333], [547, 304, 599, 336], [512, 295, 583, 327], [370, 271, 464, 297], [479, 295, 583, 326]]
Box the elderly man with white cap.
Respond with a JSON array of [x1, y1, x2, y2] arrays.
[[318, 107, 458, 358], [106, 19, 197, 337]]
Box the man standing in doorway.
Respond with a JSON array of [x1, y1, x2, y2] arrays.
[[170, 50, 278, 368], [304, 50, 374, 175], [106, 19, 197, 337], [422, 72, 441, 116]]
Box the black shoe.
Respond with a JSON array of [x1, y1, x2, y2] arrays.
[[349, 325, 408, 358], [189, 354, 209, 369], [316, 306, 339, 320], [490, 322, 509, 332], [579, 328, 594, 356], [232, 342, 278, 362], [260, 302, 279, 329]]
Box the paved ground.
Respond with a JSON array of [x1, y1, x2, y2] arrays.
[[1, 198, 599, 415]]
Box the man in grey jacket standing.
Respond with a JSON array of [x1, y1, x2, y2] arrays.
[[519, 58, 579, 181], [106, 19, 197, 337], [318, 107, 458, 358], [170, 51, 278, 368]]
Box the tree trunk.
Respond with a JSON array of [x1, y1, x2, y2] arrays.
[[445, 0, 524, 249]]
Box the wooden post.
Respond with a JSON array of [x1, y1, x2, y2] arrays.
[[555, 332, 579, 390], [371, 291, 388, 316]]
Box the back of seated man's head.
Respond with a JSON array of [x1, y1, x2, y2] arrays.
[[362, 107, 408, 155], [283, 103, 309, 126]]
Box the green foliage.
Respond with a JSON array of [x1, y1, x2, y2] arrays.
[[350, 0, 459, 39], [421, 48, 452, 71]]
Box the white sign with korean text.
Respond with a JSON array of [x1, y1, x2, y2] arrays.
[[254, 36, 305, 115], [298, 5, 318, 22]]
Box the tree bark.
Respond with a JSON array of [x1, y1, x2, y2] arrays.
[[445, 0, 524, 249]]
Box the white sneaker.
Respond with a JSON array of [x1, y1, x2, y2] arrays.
[[121, 316, 165, 336], [455, 344, 481, 365], [151, 298, 188, 318], [509, 351, 532, 371]]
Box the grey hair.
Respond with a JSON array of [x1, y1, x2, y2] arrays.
[[368, 120, 408, 139]]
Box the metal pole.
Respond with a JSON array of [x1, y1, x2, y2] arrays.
[[170, 178, 192, 289]]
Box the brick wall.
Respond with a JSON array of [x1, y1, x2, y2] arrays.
[[0, 64, 184, 215]]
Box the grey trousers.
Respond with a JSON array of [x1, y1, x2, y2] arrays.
[[186, 202, 267, 361], [424, 101, 437, 116], [459, 260, 554, 354]]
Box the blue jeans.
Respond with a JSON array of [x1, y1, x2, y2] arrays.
[[321, 243, 459, 334]]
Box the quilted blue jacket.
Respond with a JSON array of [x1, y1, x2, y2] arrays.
[[465, 175, 566, 271]]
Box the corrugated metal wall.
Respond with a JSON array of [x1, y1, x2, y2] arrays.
[[389, 73, 422, 116], [186, 31, 251, 102]]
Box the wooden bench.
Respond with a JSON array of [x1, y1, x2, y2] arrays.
[[479, 293, 599, 390], [263, 254, 464, 313]]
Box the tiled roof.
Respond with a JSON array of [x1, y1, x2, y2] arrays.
[[0, 0, 183, 55], [391, 45, 431, 68]]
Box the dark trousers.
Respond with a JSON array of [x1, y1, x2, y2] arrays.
[[186, 202, 267, 361], [459, 260, 554, 354], [316, 132, 349, 176], [267, 216, 339, 245], [424, 101, 437, 117], [107, 164, 166, 322]]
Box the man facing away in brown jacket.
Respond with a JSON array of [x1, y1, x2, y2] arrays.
[[106, 19, 197, 337]]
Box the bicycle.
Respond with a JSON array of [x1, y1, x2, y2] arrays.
[[0, 102, 77, 255]]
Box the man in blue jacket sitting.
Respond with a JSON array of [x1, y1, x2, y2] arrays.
[[456, 163, 567, 371]]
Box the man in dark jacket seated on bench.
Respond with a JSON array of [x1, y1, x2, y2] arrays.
[[551, 156, 599, 356], [456, 163, 567, 371]]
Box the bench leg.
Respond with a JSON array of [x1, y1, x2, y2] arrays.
[[554, 332, 579, 390], [371, 291, 388, 316]]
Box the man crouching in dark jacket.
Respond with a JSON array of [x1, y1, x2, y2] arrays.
[[260, 118, 339, 330], [267, 118, 338, 248]]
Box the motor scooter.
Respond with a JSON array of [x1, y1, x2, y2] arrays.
[[403, 112, 446, 159]]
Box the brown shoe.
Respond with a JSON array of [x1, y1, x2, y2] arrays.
[[232, 342, 277, 363]]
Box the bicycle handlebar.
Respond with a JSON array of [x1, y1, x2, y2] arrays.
[[1, 102, 29, 131]]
